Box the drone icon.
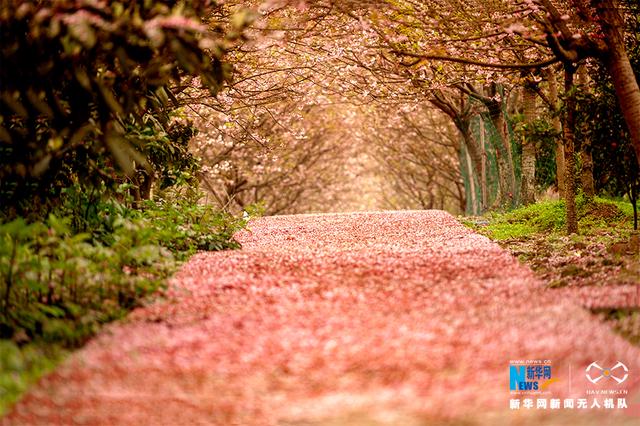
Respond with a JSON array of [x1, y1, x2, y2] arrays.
[[585, 361, 629, 384]]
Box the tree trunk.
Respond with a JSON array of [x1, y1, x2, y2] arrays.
[[563, 66, 578, 234], [580, 148, 595, 197], [480, 113, 507, 208], [457, 116, 485, 212], [462, 130, 485, 213], [521, 84, 537, 205], [456, 179, 466, 214], [629, 184, 638, 230], [478, 116, 489, 209], [138, 170, 155, 201], [464, 146, 478, 214], [596, 0, 640, 168], [546, 68, 565, 198], [578, 65, 595, 198], [429, 93, 487, 212], [486, 97, 516, 207]]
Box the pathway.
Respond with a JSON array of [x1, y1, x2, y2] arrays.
[[4, 211, 640, 425]]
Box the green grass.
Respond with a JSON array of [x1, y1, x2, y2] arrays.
[[479, 222, 537, 240], [475, 195, 636, 240]]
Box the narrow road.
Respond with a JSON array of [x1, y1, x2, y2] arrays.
[[5, 211, 640, 425]]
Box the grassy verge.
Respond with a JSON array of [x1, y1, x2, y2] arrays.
[[0, 193, 248, 415], [463, 195, 640, 346]]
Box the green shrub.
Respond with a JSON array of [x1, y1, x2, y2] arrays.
[[0, 213, 174, 346], [0, 340, 65, 415], [0, 0, 248, 213], [140, 198, 244, 258], [0, 194, 247, 415]]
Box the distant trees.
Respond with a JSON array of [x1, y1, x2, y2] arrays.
[[189, 97, 363, 214], [183, 2, 373, 213], [366, 103, 465, 212]]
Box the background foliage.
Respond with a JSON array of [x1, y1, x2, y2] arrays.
[[0, 0, 248, 216]]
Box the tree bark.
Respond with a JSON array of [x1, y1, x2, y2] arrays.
[[464, 146, 478, 215], [580, 146, 595, 197], [577, 65, 595, 198], [628, 184, 638, 230], [521, 83, 537, 205], [563, 66, 578, 234], [478, 115, 489, 209], [456, 178, 466, 214], [546, 68, 565, 198], [596, 0, 640, 168], [460, 83, 515, 208], [480, 112, 510, 209], [462, 129, 485, 212], [486, 98, 516, 208]]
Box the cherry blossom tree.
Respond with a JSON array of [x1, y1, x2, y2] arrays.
[[289, 0, 639, 230], [171, 0, 638, 227]]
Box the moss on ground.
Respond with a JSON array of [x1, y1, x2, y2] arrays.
[[477, 196, 634, 239]]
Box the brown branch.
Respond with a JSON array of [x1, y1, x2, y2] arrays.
[[392, 50, 559, 70]]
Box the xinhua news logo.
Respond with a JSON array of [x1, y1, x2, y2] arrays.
[[509, 361, 553, 392]]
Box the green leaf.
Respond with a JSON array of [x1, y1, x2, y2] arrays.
[[37, 304, 65, 318], [105, 128, 150, 177], [70, 233, 91, 244], [0, 218, 28, 238], [47, 214, 71, 236]]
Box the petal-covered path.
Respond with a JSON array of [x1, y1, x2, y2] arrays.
[[5, 211, 640, 425]]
